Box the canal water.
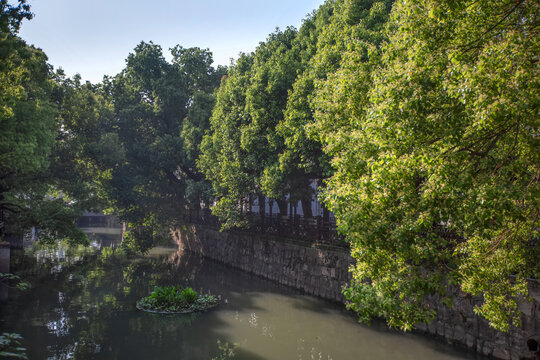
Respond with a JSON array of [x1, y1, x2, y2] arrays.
[[0, 226, 485, 359]]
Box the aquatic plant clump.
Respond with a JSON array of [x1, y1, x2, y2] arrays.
[[136, 285, 218, 313]]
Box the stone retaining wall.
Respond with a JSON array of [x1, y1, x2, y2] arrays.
[[171, 225, 353, 303], [415, 282, 540, 360], [172, 225, 540, 360]]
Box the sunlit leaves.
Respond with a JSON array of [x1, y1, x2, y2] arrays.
[[315, 0, 539, 331]]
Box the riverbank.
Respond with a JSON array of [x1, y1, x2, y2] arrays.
[[172, 224, 540, 360], [1, 234, 477, 360]]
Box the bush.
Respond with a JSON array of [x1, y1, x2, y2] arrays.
[[136, 285, 218, 313], [180, 287, 198, 304]]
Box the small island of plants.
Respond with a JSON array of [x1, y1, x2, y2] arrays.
[[136, 285, 219, 314]]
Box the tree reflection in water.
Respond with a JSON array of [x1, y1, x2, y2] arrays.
[[0, 230, 483, 360], [1, 238, 238, 359]]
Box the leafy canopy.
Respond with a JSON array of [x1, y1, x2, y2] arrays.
[[316, 0, 539, 331]]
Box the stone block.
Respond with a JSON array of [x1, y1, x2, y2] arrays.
[[517, 300, 534, 317], [465, 316, 478, 333], [453, 325, 465, 342], [323, 287, 329, 298], [465, 334, 476, 349], [443, 324, 452, 339], [479, 319, 496, 340], [437, 321, 445, 336], [492, 347, 510, 360], [321, 267, 329, 277], [528, 281, 540, 303], [494, 334, 509, 346], [476, 340, 483, 353], [509, 350, 522, 360], [482, 342, 493, 356], [509, 330, 524, 347], [459, 298, 474, 314]]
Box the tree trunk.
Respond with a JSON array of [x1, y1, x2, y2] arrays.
[[277, 199, 287, 216], [322, 203, 330, 240], [0, 193, 4, 240], [258, 194, 266, 232], [289, 202, 293, 220], [193, 196, 201, 210], [300, 198, 313, 219], [323, 204, 330, 223]]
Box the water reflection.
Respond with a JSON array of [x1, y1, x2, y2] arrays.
[[0, 244, 10, 301], [0, 228, 485, 360]]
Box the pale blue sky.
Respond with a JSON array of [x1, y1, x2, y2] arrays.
[[19, 0, 326, 83]]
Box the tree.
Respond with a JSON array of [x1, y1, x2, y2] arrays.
[[0, 1, 88, 245], [0, 0, 31, 34], [200, 26, 312, 228], [261, 4, 337, 218], [276, 0, 390, 219], [97, 42, 225, 251], [173, 46, 227, 209], [49, 72, 118, 214], [317, 0, 539, 331], [105, 41, 190, 225], [0, 38, 57, 227], [244, 26, 301, 215], [171, 45, 227, 97], [198, 53, 256, 229]]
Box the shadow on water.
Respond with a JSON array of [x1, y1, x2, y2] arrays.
[[290, 294, 483, 359], [0, 227, 487, 360], [290, 294, 338, 314]]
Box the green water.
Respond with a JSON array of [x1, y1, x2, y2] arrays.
[[0, 227, 483, 359]]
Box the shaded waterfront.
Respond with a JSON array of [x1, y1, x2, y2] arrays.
[[0, 227, 485, 359]]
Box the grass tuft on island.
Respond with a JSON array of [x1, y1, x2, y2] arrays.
[[136, 285, 219, 314]]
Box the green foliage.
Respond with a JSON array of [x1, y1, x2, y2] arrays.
[[121, 214, 171, 254], [198, 53, 256, 229], [0, 0, 31, 34], [275, 0, 343, 197], [0, 1, 89, 246], [100, 246, 114, 260], [211, 340, 238, 360], [21, 198, 88, 246], [315, 0, 539, 331], [0, 22, 56, 218], [2, 0, 537, 335], [170, 45, 227, 96], [199, 23, 326, 227], [0, 273, 30, 291], [49, 72, 117, 214], [180, 286, 198, 305], [136, 285, 217, 313], [148, 286, 184, 307], [93, 42, 225, 250], [105, 41, 189, 223], [0, 332, 28, 359]]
